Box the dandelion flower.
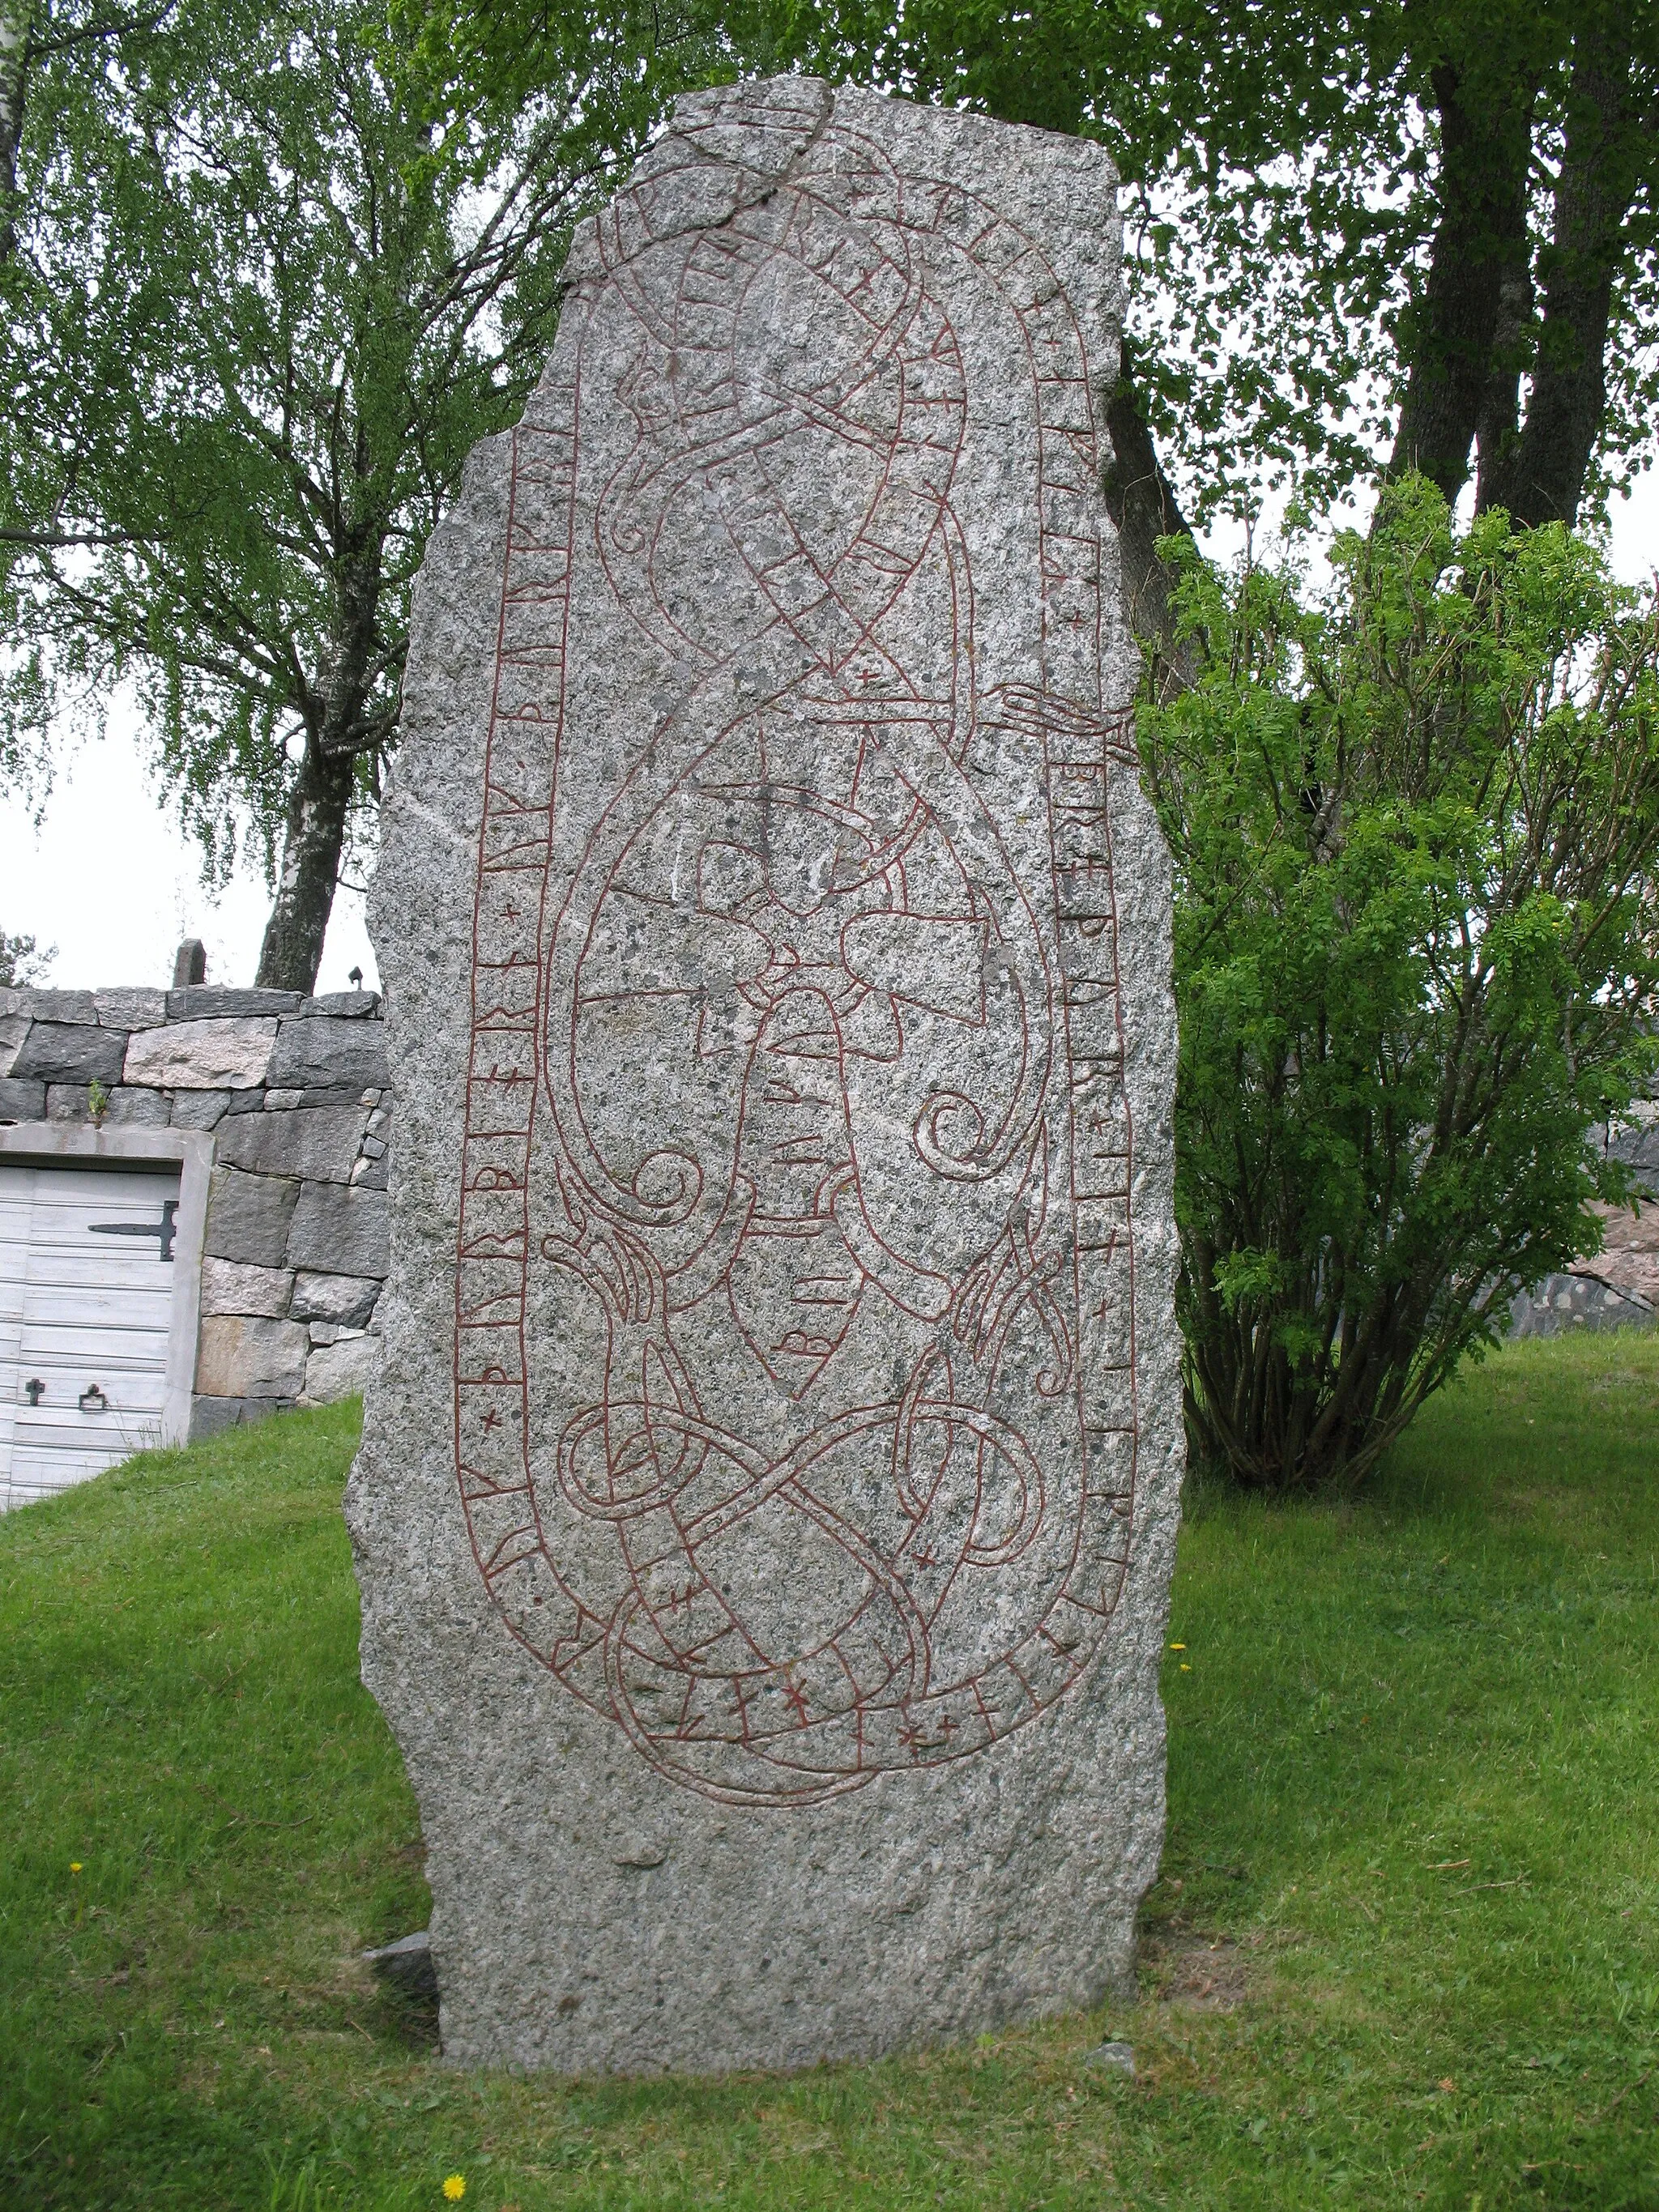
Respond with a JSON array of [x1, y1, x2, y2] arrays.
[[70, 1862, 83, 1874], [1168, 1643, 1186, 1652], [443, 2179, 467, 2203], [1179, 1663, 1192, 1673]]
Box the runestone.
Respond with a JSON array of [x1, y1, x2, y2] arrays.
[[350, 75, 1183, 2074]]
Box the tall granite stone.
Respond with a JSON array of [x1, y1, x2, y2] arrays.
[[350, 77, 1183, 2075]]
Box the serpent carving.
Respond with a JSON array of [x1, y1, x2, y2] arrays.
[[452, 88, 1141, 1806]]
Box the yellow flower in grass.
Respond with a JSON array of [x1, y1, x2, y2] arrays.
[[442, 2179, 466, 2203], [1168, 1643, 1186, 1652], [70, 1861, 83, 1874]]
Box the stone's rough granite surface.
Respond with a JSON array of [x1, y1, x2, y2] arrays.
[[190, 1392, 290, 1437], [52, 1080, 171, 1123], [351, 79, 1183, 2077], [269, 1016, 389, 1093], [165, 986, 303, 1021], [0, 1012, 28, 1077], [123, 1016, 279, 1089], [292, 1269, 383, 1327], [195, 1314, 310, 1399], [306, 989, 383, 1020], [94, 987, 168, 1029], [203, 1166, 300, 1265], [24, 989, 99, 1025], [215, 1104, 368, 1183], [364, 1928, 440, 2001], [172, 938, 207, 990], [13, 1021, 127, 1085], [168, 1089, 232, 1132], [287, 1181, 390, 1274], [200, 1258, 297, 1319], [91, 1085, 173, 1126], [305, 1331, 380, 1403], [0, 1078, 45, 1120]]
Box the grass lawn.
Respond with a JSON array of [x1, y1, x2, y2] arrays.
[[3, 1334, 1659, 2210]]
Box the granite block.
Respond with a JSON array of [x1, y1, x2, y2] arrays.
[[269, 1017, 389, 1093], [214, 1104, 367, 1183], [123, 1017, 278, 1089], [13, 1022, 127, 1085], [286, 1180, 390, 1274], [203, 1166, 301, 1267]]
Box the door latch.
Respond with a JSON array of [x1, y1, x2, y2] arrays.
[[79, 1384, 109, 1414]]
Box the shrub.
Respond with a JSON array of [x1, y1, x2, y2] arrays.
[[1141, 479, 1659, 1490]]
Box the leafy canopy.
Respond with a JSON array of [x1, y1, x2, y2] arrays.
[[698, 0, 1659, 522], [0, 927, 50, 987], [0, 0, 630, 881]]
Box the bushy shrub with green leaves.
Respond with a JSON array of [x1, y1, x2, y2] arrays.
[[1141, 480, 1659, 1490]]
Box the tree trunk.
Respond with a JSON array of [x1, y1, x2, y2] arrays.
[[0, 0, 29, 265], [254, 733, 355, 991], [255, 531, 385, 991], [1479, 14, 1637, 529], [1100, 337, 1196, 689], [1389, 65, 1537, 505], [1473, 207, 1537, 514]]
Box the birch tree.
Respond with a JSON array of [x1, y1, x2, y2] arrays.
[[0, 0, 682, 986]]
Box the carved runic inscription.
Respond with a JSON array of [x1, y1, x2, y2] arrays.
[[454, 85, 1141, 1807]]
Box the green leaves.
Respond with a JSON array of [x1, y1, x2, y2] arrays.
[[1144, 478, 1659, 1490], [688, 0, 1659, 527], [0, 0, 628, 941]]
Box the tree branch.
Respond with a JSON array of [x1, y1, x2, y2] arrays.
[[0, 523, 160, 546]]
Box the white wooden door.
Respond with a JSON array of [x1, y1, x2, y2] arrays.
[[0, 1161, 182, 1511]]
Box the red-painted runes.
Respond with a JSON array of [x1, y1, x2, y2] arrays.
[[453, 92, 1139, 1807]]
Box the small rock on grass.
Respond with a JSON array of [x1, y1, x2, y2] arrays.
[[364, 1929, 437, 2001], [1083, 2040, 1136, 2075]]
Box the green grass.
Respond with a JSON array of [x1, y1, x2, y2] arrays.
[[3, 1335, 1659, 2210]]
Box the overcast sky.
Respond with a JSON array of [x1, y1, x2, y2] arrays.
[[4, 475, 1656, 996]]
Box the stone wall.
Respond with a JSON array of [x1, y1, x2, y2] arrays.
[[1511, 1109, 1659, 1337], [0, 984, 390, 1432]]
